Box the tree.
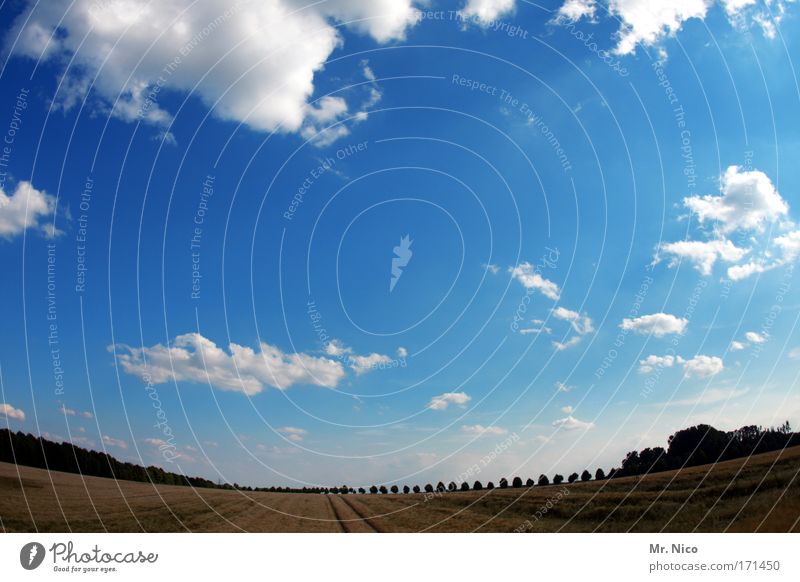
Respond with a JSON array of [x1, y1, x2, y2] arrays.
[[358, 488, 366, 494], [369, 485, 378, 494], [581, 470, 591, 482], [413, 485, 421, 493], [460, 482, 470, 491], [390, 485, 399, 494], [379, 485, 388, 494], [512, 476, 523, 488], [538, 474, 549, 486], [424, 483, 434, 493], [436, 481, 446, 492], [553, 474, 564, 485], [595, 468, 605, 481], [473, 480, 483, 490], [568, 472, 579, 484], [403, 485, 410, 494], [526, 478, 534, 487], [448, 481, 457, 492], [499, 477, 508, 489], [486, 481, 495, 489]]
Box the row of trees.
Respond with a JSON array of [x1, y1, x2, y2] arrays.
[[2, 422, 796, 494]]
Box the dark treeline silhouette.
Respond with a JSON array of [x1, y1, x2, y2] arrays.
[[610, 422, 798, 478], [3, 422, 797, 494]]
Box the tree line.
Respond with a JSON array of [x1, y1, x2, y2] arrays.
[[2, 421, 796, 494]]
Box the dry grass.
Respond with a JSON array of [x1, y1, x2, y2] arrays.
[[1, 446, 798, 532]]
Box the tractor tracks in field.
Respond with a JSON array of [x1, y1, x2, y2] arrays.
[[327, 494, 383, 533]]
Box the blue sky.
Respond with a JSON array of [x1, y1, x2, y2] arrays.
[[1, 0, 799, 488]]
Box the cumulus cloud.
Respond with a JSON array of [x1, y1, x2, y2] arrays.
[[620, 313, 688, 337], [557, 1, 792, 55], [277, 426, 307, 442], [58, 405, 93, 418], [552, 336, 582, 351], [102, 435, 128, 449], [557, 0, 596, 20], [462, 424, 508, 436], [745, 331, 767, 344], [397, 346, 408, 358], [685, 166, 788, 233], [0, 182, 58, 238], [730, 340, 746, 351], [509, 262, 561, 300], [324, 339, 392, 374], [552, 306, 594, 335], [113, 332, 345, 395], [638, 354, 724, 378], [552, 415, 594, 431], [6, 1, 418, 140], [482, 263, 500, 274], [428, 391, 471, 410], [460, 0, 516, 24], [0, 403, 25, 421], [561, 405, 575, 414], [658, 238, 749, 275]]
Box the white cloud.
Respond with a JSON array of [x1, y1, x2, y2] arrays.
[[563, 1, 789, 56], [277, 426, 307, 442], [555, 381, 574, 392], [348, 352, 393, 375], [102, 435, 128, 449], [460, 0, 516, 24], [552, 336, 582, 351], [775, 230, 800, 262], [0, 403, 25, 421], [6, 1, 418, 139], [519, 325, 552, 335], [727, 260, 768, 281], [552, 306, 594, 335], [638, 354, 723, 378], [620, 313, 688, 337], [681, 355, 724, 379], [552, 415, 594, 431], [638, 354, 676, 374], [324, 339, 352, 357], [482, 263, 500, 274], [113, 332, 345, 395], [428, 391, 471, 410], [0, 182, 58, 238], [730, 340, 747, 351], [557, 0, 596, 20], [658, 238, 749, 275], [509, 262, 561, 300], [397, 346, 408, 358], [462, 424, 508, 436], [788, 347, 800, 360], [560, 405, 575, 414], [745, 331, 767, 344], [685, 166, 788, 233]]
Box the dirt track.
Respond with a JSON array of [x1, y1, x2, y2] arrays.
[[1, 446, 799, 532]]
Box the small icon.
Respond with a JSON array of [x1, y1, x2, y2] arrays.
[[20, 542, 45, 570], [390, 235, 413, 292]]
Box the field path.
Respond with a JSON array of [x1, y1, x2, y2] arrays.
[[328, 495, 380, 533]]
